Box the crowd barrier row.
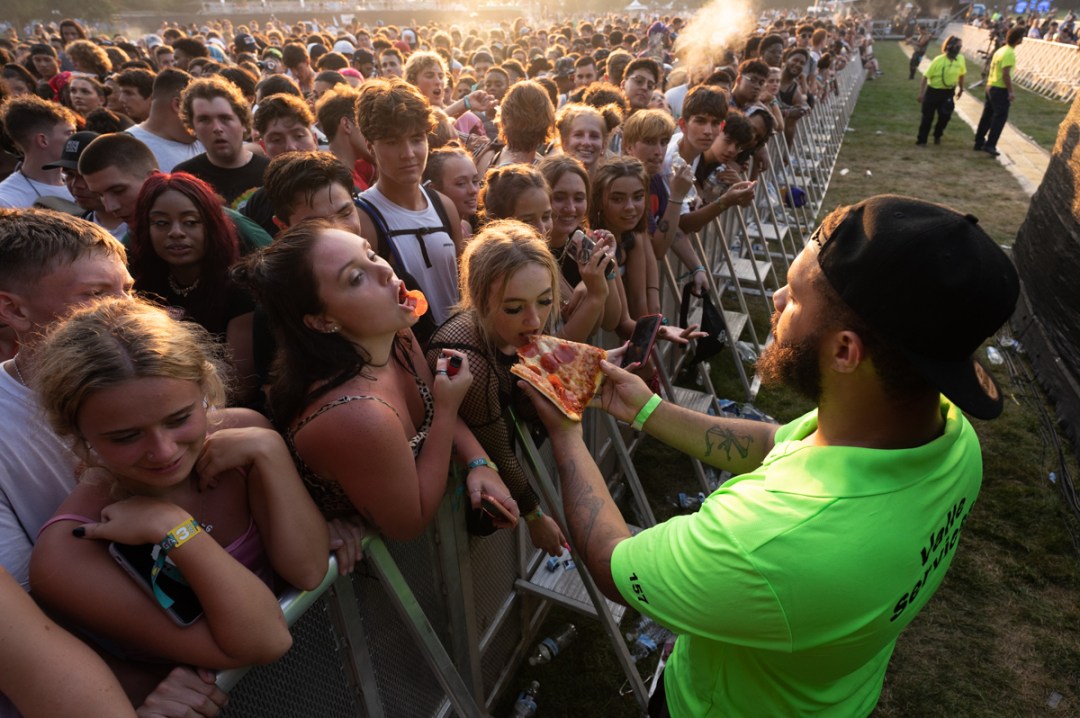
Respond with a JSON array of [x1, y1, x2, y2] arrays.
[[212, 54, 866, 718], [945, 22, 1080, 103]]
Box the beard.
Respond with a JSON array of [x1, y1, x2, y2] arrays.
[[756, 313, 825, 402]]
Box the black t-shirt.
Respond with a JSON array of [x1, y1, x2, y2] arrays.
[[173, 152, 270, 207], [238, 186, 280, 238]]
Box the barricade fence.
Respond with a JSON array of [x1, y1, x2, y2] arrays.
[[946, 22, 1079, 103], [214, 53, 865, 718]]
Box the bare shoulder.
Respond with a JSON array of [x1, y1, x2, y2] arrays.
[[214, 407, 272, 430]]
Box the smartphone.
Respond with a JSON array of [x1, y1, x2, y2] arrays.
[[565, 229, 595, 264], [622, 314, 663, 369], [109, 541, 204, 626], [478, 493, 518, 530]]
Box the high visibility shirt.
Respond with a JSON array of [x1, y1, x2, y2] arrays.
[[988, 45, 1017, 88], [925, 54, 966, 89]]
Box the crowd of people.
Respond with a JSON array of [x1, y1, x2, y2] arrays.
[[0, 9, 1020, 718]]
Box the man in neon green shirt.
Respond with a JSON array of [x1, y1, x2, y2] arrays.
[[520, 195, 1019, 717], [974, 26, 1025, 156]]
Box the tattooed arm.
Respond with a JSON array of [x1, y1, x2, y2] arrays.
[[516, 381, 630, 604], [596, 360, 778, 476]]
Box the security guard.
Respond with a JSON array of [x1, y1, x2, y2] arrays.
[[916, 36, 966, 145]]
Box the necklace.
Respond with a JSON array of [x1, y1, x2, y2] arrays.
[[168, 275, 200, 297], [10, 354, 27, 385], [19, 170, 42, 199]]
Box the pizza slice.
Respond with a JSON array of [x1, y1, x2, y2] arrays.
[[510, 335, 607, 421]]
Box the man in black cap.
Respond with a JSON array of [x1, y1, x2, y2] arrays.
[[553, 56, 576, 99], [520, 195, 1020, 717], [40, 130, 127, 238], [234, 32, 259, 57], [351, 48, 376, 80]]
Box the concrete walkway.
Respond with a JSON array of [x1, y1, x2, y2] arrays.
[[901, 44, 1052, 197]]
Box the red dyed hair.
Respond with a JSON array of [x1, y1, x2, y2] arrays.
[[130, 171, 241, 335]]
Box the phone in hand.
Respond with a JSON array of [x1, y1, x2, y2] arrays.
[[478, 493, 518, 531], [622, 314, 663, 369], [109, 541, 204, 626], [565, 229, 595, 264]]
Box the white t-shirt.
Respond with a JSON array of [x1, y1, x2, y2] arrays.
[[0, 170, 74, 209], [0, 361, 80, 589], [126, 124, 205, 172], [663, 133, 701, 215]]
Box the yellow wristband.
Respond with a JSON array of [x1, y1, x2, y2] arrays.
[[631, 393, 662, 431], [524, 507, 544, 522], [160, 518, 202, 554]]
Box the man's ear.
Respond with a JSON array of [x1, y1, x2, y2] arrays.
[[827, 329, 866, 374], [0, 290, 33, 336]]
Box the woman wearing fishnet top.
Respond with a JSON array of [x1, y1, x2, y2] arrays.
[[427, 220, 614, 555]]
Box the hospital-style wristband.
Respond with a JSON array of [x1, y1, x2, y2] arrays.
[[631, 394, 663, 431], [524, 507, 544, 523]]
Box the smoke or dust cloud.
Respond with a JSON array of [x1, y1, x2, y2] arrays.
[[673, 0, 759, 76]]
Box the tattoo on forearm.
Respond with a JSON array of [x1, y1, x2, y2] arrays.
[[703, 425, 752, 460], [558, 460, 623, 567], [657, 219, 670, 233]]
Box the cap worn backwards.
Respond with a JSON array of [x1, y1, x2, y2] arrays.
[[814, 194, 1020, 419]]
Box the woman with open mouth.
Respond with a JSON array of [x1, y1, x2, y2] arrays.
[[235, 220, 517, 545]]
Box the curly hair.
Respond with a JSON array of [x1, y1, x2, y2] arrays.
[[66, 40, 112, 77], [356, 77, 435, 142], [180, 75, 251, 134]]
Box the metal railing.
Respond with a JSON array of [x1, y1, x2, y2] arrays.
[[946, 22, 1079, 103]]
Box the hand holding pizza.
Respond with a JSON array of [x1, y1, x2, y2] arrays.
[[432, 350, 473, 412], [516, 379, 581, 437]]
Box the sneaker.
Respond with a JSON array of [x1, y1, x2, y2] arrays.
[[915, 139, 927, 146], [933, 137, 941, 145], [983, 146, 1000, 157], [973, 143, 984, 151]]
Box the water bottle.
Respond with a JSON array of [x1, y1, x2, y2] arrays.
[[510, 680, 539, 717], [735, 341, 757, 364], [629, 632, 658, 662], [528, 624, 577, 665]]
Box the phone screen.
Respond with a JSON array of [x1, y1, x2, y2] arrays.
[[622, 314, 663, 368], [109, 541, 204, 626]]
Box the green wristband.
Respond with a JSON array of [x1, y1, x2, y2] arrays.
[[631, 393, 662, 431]]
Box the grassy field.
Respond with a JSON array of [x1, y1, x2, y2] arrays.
[[498, 40, 1080, 717]]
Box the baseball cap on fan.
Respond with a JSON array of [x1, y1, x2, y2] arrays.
[[42, 131, 100, 171], [813, 195, 1020, 420]]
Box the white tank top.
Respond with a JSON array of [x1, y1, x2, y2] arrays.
[[358, 186, 459, 325]]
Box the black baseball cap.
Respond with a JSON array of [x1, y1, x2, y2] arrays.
[[42, 131, 100, 171], [234, 33, 258, 52], [814, 195, 1019, 420]]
